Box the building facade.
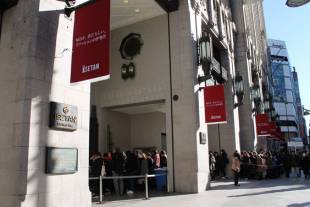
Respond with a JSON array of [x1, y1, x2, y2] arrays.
[[231, 0, 270, 151], [291, 68, 308, 143], [267, 39, 300, 140]]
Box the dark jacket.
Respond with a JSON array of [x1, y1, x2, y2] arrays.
[[91, 157, 103, 177], [125, 153, 139, 175], [111, 152, 125, 174]]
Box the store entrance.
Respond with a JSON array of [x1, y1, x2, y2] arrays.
[[89, 101, 170, 201]]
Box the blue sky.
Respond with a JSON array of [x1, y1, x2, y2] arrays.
[[263, 1, 310, 134]]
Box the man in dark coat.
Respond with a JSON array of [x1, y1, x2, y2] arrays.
[[111, 148, 125, 195], [300, 152, 310, 179], [89, 152, 103, 196]]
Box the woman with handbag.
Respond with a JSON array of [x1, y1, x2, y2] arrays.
[[232, 151, 241, 186]]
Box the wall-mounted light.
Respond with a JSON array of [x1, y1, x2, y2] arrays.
[[121, 64, 128, 79], [121, 62, 136, 80], [198, 36, 211, 75], [234, 74, 244, 107], [263, 100, 270, 112], [250, 85, 261, 101], [127, 62, 135, 78]]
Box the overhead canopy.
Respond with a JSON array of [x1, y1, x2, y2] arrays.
[[0, 0, 18, 11]]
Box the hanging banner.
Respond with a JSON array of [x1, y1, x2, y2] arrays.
[[269, 121, 279, 139], [255, 114, 271, 137], [70, 0, 110, 84], [204, 85, 227, 124], [276, 125, 283, 140]]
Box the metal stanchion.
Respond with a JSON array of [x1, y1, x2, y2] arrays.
[[144, 174, 149, 200], [99, 176, 103, 204], [166, 170, 169, 193]]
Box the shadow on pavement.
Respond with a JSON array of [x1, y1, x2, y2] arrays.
[[228, 185, 309, 198], [287, 202, 310, 207], [92, 190, 189, 204], [210, 178, 310, 191]]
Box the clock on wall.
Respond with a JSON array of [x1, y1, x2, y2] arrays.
[[119, 33, 143, 60]]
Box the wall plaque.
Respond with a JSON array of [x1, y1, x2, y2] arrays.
[[45, 147, 78, 174], [199, 132, 207, 145], [49, 102, 78, 131]]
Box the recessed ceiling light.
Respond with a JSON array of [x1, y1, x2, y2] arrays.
[[123, 0, 128, 4], [134, 8, 140, 13]]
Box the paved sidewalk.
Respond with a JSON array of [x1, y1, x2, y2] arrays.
[[92, 178, 310, 207]]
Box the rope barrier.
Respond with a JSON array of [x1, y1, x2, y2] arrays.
[[89, 173, 168, 203]]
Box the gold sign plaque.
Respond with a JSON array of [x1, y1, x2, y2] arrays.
[[49, 102, 78, 131]]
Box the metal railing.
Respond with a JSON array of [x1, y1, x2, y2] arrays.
[[89, 172, 168, 204]]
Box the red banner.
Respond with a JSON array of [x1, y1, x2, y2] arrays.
[[71, 0, 110, 83], [269, 121, 278, 139], [255, 114, 271, 137], [204, 85, 227, 124]]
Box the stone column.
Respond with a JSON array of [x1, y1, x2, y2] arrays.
[[0, 1, 91, 206], [169, 0, 209, 193]]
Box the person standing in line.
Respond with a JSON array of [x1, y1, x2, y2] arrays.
[[124, 150, 139, 195], [220, 149, 229, 178], [300, 151, 310, 179], [283, 151, 292, 178], [160, 150, 167, 168], [111, 148, 125, 196], [231, 151, 241, 186], [89, 152, 103, 196], [153, 150, 161, 169], [209, 151, 216, 180]]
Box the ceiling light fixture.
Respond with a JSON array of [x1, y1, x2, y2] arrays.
[[134, 8, 140, 13]]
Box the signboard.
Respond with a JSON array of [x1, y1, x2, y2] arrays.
[[49, 102, 78, 131], [204, 85, 227, 124], [71, 0, 110, 83], [45, 147, 78, 174], [287, 141, 304, 148], [269, 121, 278, 139], [255, 114, 271, 137]]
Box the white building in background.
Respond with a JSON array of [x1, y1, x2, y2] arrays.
[[267, 39, 299, 140]]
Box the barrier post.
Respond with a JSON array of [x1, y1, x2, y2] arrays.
[[99, 176, 103, 203], [144, 174, 149, 199], [166, 170, 169, 193]]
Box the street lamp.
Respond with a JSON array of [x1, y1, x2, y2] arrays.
[[303, 107, 310, 116], [197, 35, 212, 84], [286, 0, 310, 7], [250, 85, 261, 102], [234, 73, 244, 107]]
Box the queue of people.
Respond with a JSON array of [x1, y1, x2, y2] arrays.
[[210, 148, 310, 187], [89, 148, 168, 196], [209, 149, 230, 180]]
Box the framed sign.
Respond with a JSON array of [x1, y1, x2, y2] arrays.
[[49, 102, 78, 131], [45, 147, 78, 174], [199, 132, 207, 145]]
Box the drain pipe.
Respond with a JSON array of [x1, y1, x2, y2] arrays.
[[167, 13, 176, 192]]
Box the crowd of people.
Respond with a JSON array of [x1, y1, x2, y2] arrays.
[[210, 149, 310, 186], [89, 148, 168, 196]]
